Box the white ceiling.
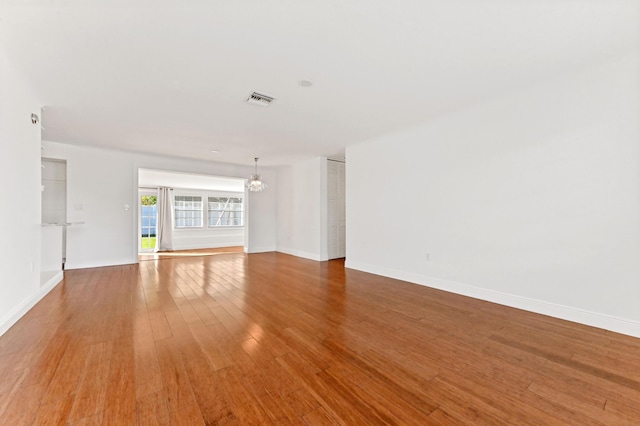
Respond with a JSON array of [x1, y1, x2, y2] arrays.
[[2, 1, 637, 167], [138, 169, 245, 192]]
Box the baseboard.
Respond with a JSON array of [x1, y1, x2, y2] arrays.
[[0, 271, 63, 337], [276, 247, 323, 261], [172, 242, 245, 251], [345, 260, 640, 339], [65, 258, 137, 270], [246, 246, 276, 254]]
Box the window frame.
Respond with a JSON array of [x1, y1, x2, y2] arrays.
[[173, 193, 204, 229], [173, 190, 244, 230], [207, 195, 244, 228], [139, 189, 158, 252]]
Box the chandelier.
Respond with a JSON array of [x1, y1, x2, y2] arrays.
[[247, 157, 267, 192]]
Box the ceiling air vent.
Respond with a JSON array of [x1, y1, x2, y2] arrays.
[[247, 92, 275, 107]]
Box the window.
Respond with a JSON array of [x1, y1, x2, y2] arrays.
[[208, 197, 243, 227], [174, 195, 203, 228], [173, 192, 243, 229]]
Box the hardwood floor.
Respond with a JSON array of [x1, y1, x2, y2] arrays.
[[1, 252, 639, 425], [138, 246, 244, 262]]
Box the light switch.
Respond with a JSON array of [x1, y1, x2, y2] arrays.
[[124, 204, 130, 211]]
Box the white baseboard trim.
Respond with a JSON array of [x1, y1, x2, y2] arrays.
[[246, 246, 276, 254], [276, 247, 323, 261], [345, 260, 640, 339], [0, 271, 63, 337], [172, 242, 245, 251], [65, 258, 137, 270]]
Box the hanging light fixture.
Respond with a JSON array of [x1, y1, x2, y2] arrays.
[[247, 157, 267, 192]]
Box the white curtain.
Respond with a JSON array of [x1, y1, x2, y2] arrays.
[[155, 187, 174, 252]]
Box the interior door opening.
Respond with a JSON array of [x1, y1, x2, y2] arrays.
[[137, 168, 247, 259]]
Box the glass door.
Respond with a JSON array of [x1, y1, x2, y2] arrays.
[[139, 190, 158, 252]]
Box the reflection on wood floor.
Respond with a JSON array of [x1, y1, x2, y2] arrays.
[[138, 246, 244, 261], [0, 251, 639, 424]]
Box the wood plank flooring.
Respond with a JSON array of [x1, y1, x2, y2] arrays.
[[1, 252, 639, 425]]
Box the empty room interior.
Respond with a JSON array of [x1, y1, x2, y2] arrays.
[[1, 1, 640, 424]]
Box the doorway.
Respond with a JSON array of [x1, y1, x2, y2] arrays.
[[41, 158, 67, 270], [137, 169, 247, 258], [139, 190, 157, 252]]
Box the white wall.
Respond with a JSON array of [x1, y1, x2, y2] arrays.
[[41, 141, 276, 269], [0, 49, 54, 336], [173, 227, 244, 251], [346, 53, 640, 337], [276, 157, 328, 261]]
